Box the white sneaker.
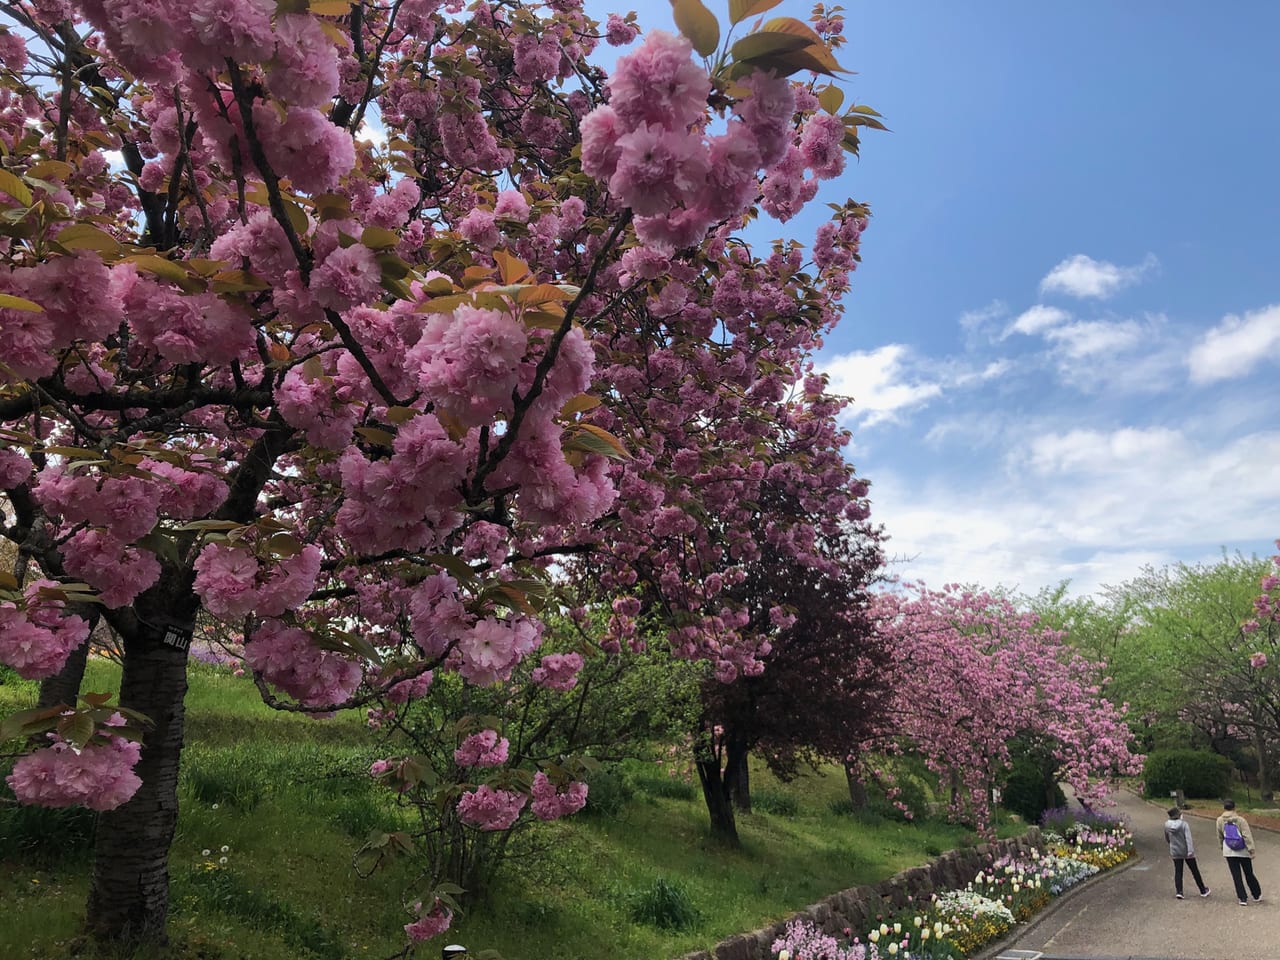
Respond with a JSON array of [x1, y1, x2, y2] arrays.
[[1200, 889, 1211, 898]]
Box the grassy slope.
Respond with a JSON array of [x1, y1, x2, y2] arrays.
[[1, 662, 1006, 960]]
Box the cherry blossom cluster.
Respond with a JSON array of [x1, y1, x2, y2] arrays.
[[6, 730, 142, 811], [1243, 540, 1280, 633], [0, 580, 91, 679], [404, 898, 453, 944]]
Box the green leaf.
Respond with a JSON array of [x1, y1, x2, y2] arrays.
[[313, 192, 352, 222], [355, 426, 396, 448], [0, 293, 43, 312], [0, 169, 32, 206], [729, 0, 782, 25], [126, 255, 198, 288], [730, 18, 846, 78], [282, 199, 310, 237], [266, 532, 302, 558], [817, 83, 845, 115], [730, 30, 812, 64], [308, 0, 352, 13], [54, 223, 121, 255], [562, 424, 631, 461], [57, 711, 95, 749], [361, 226, 400, 250], [0, 705, 65, 742], [670, 0, 720, 57]]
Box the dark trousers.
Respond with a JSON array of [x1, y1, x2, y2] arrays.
[[1227, 856, 1262, 902], [1173, 857, 1207, 895]]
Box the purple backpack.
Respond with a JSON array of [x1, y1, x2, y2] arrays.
[[1224, 821, 1247, 850]]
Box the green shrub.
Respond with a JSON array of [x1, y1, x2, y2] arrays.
[[627, 877, 701, 930], [631, 775, 697, 802], [828, 797, 855, 817], [0, 801, 97, 865], [1143, 749, 1233, 799], [750, 788, 798, 817], [869, 771, 932, 822], [182, 751, 266, 809], [581, 765, 633, 818], [1001, 761, 1065, 823]]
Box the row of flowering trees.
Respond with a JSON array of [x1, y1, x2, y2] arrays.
[[862, 584, 1143, 832], [0, 0, 893, 948]]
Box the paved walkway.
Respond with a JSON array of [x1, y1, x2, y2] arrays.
[[997, 790, 1278, 960]]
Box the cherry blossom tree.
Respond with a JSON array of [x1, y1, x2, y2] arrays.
[[869, 584, 1142, 833], [0, 0, 883, 947], [690, 495, 889, 843]]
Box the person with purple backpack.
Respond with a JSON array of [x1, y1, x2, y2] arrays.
[[1216, 798, 1262, 905]]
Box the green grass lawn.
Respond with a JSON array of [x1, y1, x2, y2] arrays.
[[1, 662, 1012, 960]]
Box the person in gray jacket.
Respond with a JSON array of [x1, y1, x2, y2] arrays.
[[1164, 807, 1210, 899]]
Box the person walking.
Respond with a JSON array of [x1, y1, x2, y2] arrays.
[[1217, 798, 1263, 905], [1163, 807, 1210, 899]]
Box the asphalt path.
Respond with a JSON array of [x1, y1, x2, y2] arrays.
[[993, 790, 1278, 960]]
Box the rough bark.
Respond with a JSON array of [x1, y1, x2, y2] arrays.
[[84, 579, 197, 946], [845, 762, 868, 811], [1256, 730, 1274, 803], [36, 607, 100, 710], [695, 753, 739, 846], [729, 753, 752, 813]]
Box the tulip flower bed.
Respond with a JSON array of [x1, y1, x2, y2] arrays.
[[771, 819, 1133, 960]]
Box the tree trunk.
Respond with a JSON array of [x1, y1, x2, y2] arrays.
[[695, 754, 739, 846], [844, 762, 868, 811], [37, 608, 99, 710], [728, 751, 751, 813], [84, 583, 196, 947], [1256, 730, 1274, 803]]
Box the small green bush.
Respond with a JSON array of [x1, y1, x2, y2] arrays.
[[581, 765, 633, 818], [631, 775, 697, 802], [828, 797, 855, 817], [750, 788, 798, 817], [0, 801, 97, 865], [1143, 749, 1233, 799], [1001, 761, 1065, 823], [627, 877, 701, 930], [182, 752, 266, 809]]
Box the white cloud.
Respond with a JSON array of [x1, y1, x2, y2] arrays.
[[821, 345, 942, 426], [869, 425, 1280, 597], [1021, 426, 1186, 474], [1039, 253, 1158, 300], [1187, 304, 1280, 384], [1043, 318, 1143, 359], [1005, 304, 1071, 338]]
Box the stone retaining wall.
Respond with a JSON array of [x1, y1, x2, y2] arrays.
[[678, 828, 1043, 960]]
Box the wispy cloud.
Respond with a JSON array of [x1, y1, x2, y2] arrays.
[[870, 424, 1280, 596], [1039, 253, 1158, 300], [1187, 304, 1280, 384], [1005, 304, 1071, 338], [1043, 318, 1144, 359], [820, 345, 942, 426]]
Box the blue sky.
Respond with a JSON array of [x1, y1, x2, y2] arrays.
[[601, 1, 1280, 596]]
